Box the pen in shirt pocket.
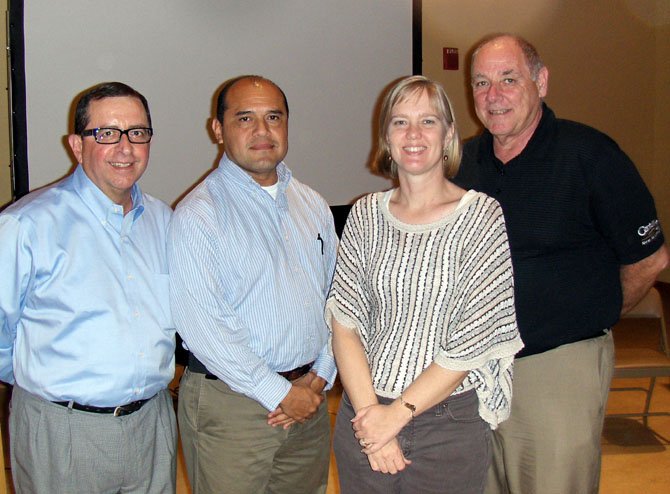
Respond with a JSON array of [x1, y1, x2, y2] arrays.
[[317, 233, 324, 255]]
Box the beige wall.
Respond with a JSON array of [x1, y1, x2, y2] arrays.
[[423, 0, 669, 281], [0, 0, 11, 209], [654, 22, 670, 282]]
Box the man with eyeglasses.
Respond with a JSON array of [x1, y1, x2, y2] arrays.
[[0, 82, 177, 493]]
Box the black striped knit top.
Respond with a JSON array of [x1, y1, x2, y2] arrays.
[[326, 189, 523, 428]]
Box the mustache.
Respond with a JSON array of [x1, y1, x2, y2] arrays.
[[248, 138, 278, 148]]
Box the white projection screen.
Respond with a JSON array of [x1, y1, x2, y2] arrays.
[[14, 1, 414, 206]]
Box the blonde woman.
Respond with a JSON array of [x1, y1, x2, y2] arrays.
[[326, 76, 523, 494]]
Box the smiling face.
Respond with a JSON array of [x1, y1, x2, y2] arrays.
[[212, 78, 288, 186], [68, 96, 150, 211], [471, 36, 548, 153], [386, 89, 452, 179]]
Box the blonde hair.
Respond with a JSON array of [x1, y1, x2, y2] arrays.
[[373, 75, 461, 179]]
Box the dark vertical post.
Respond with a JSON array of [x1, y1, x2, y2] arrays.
[[412, 0, 422, 75], [8, 0, 28, 200]]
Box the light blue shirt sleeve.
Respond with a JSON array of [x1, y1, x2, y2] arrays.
[[0, 215, 30, 384], [168, 206, 293, 410]]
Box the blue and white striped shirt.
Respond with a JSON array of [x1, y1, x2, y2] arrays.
[[168, 155, 337, 410]]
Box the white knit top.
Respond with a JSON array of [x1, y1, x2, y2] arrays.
[[325, 189, 523, 428]]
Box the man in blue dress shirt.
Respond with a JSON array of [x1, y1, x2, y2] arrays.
[[0, 82, 176, 493], [168, 75, 337, 494]]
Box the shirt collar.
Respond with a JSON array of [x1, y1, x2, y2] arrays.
[[218, 153, 292, 199], [526, 103, 555, 148], [479, 103, 555, 165], [72, 165, 145, 225]]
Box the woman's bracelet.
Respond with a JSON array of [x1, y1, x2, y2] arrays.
[[399, 394, 416, 420]]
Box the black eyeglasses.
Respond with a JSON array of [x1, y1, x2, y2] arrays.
[[81, 127, 153, 144]]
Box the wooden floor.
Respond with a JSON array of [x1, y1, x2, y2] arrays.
[[172, 379, 670, 494], [2, 284, 670, 493], [600, 282, 670, 493]]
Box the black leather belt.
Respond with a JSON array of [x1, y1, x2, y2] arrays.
[[189, 352, 314, 382], [54, 398, 150, 417], [277, 362, 314, 381]]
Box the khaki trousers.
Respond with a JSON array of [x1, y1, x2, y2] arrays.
[[485, 332, 614, 494], [178, 368, 330, 494]]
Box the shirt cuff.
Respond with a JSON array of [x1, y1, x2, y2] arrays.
[[252, 371, 293, 411], [312, 352, 337, 391]]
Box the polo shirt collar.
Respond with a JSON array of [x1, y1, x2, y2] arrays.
[[478, 103, 556, 167]]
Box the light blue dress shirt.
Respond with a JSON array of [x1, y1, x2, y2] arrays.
[[168, 155, 338, 411], [0, 165, 174, 406]]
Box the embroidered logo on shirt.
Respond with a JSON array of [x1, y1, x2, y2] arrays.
[[637, 219, 662, 245]]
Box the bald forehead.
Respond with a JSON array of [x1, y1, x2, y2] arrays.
[[230, 77, 277, 92], [472, 36, 528, 76], [474, 36, 520, 63], [226, 78, 286, 111]]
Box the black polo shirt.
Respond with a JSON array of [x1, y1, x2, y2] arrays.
[[454, 104, 665, 357]]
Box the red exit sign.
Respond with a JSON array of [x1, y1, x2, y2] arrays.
[[443, 47, 459, 70]]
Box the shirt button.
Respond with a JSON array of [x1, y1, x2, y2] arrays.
[[127, 274, 134, 281], [133, 310, 140, 318]]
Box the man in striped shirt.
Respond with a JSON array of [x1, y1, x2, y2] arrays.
[[168, 75, 337, 494]]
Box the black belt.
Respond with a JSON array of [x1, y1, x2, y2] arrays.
[[188, 352, 314, 382], [277, 362, 314, 381], [54, 398, 150, 417]]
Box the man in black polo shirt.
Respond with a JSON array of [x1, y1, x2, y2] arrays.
[[455, 33, 669, 494]]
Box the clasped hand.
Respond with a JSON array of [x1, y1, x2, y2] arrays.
[[352, 403, 413, 474], [267, 372, 325, 429]]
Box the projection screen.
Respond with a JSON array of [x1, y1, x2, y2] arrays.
[[11, 0, 414, 206]]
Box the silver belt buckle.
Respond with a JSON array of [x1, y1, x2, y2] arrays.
[[113, 406, 124, 417]]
